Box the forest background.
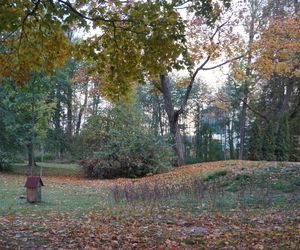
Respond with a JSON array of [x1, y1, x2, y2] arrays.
[[0, 0, 299, 178]]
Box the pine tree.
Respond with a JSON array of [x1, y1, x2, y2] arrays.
[[275, 115, 290, 161], [262, 122, 275, 161], [248, 120, 262, 160]]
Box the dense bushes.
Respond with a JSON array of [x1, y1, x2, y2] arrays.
[[77, 105, 174, 178], [0, 150, 11, 171]]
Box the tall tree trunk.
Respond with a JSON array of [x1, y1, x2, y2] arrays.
[[239, 4, 255, 159], [76, 83, 88, 135], [239, 94, 248, 160], [27, 141, 35, 174], [170, 120, 184, 166], [279, 79, 294, 117], [195, 102, 202, 161], [160, 74, 184, 166], [157, 97, 164, 136], [54, 97, 61, 162], [224, 114, 227, 160], [66, 83, 73, 160], [55, 147, 61, 162], [28, 102, 35, 173], [228, 115, 235, 159], [152, 95, 159, 134], [92, 92, 100, 115]]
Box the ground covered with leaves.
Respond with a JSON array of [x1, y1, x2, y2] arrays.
[[0, 161, 299, 249]]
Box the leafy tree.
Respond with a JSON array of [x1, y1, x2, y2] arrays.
[[0, 81, 20, 170], [0, 72, 56, 173], [253, 8, 300, 80], [1, 0, 239, 166], [229, 0, 265, 160], [0, 82, 19, 153], [0, 0, 70, 84], [0, 0, 230, 85]]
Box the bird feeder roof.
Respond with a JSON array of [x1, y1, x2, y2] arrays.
[[24, 176, 44, 188]]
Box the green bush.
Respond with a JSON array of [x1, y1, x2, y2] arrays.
[[227, 173, 252, 192], [204, 170, 228, 181], [34, 153, 55, 162], [293, 177, 300, 186], [272, 182, 295, 193], [234, 173, 251, 183], [0, 150, 11, 171], [77, 105, 174, 178]]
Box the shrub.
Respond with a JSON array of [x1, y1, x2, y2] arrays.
[[0, 150, 11, 171], [227, 173, 252, 192], [78, 105, 174, 178], [204, 170, 228, 181], [272, 182, 295, 193], [80, 159, 122, 179], [293, 176, 300, 186]]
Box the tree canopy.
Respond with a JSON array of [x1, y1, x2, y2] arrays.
[[0, 0, 230, 96]]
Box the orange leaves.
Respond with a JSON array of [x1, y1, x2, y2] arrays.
[[232, 61, 248, 81], [253, 12, 300, 79], [187, 10, 243, 66], [1, 208, 299, 249], [1, 161, 300, 249]]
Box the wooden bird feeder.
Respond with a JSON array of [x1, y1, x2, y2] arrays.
[[24, 176, 44, 203]]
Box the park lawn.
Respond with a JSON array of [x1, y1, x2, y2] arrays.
[[0, 160, 299, 249], [10, 162, 84, 177]]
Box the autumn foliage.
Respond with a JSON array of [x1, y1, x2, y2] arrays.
[[253, 11, 300, 79]]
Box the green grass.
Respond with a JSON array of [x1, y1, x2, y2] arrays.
[[1, 161, 299, 217], [0, 162, 88, 216], [0, 174, 111, 216], [10, 162, 83, 177]]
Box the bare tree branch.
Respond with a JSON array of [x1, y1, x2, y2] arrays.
[[175, 19, 239, 115], [227, 75, 268, 120], [202, 55, 244, 70]]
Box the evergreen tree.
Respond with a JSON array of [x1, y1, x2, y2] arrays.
[[248, 120, 262, 160], [275, 115, 290, 161], [262, 122, 275, 161], [289, 101, 300, 162]]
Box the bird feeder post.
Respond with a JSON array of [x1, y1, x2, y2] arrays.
[[24, 176, 44, 203]]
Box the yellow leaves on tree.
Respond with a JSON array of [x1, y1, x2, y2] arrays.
[[253, 13, 300, 79], [77, 2, 186, 102], [0, 0, 71, 85], [0, 15, 70, 85]]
